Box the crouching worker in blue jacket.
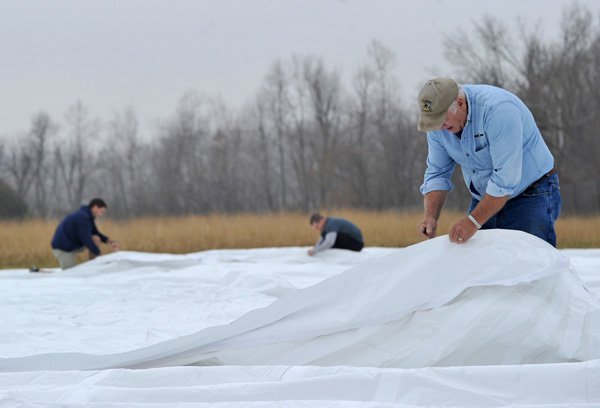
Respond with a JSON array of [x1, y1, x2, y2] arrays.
[[51, 198, 119, 269], [308, 213, 364, 256]]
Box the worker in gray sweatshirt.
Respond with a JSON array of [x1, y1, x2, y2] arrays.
[[308, 213, 364, 256]]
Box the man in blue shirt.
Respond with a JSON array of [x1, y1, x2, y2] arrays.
[[51, 198, 119, 269], [416, 78, 561, 246], [308, 213, 364, 255]]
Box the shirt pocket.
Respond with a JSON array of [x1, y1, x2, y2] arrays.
[[474, 133, 489, 152]]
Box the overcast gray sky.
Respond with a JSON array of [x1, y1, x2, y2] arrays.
[[1, 0, 598, 138]]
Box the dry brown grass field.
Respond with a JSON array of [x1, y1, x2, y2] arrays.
[[1, 210, 599, 269]]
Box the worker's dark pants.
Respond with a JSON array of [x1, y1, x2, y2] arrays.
[[333, 233, 364, 252], [469, 173, 561, 247]]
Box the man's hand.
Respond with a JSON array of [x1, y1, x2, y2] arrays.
[[109, 240, 119, 251], [417, 217, 438, 239], [449, 194, 508, 244], [307, 249, 315, 256], [419, 190, 447, 240], [449, 217, 479, 244]]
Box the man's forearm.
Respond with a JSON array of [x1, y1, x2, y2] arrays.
[[424, 191, 448, 221], [470, 194, 510, 226], [312, 232, 337, 254]]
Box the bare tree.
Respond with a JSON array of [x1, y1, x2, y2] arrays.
[[96, 108, 148, 217], [263, 60, 292, 209], [287, 55, 313, 211], [303, 56, 344, 207], [249, 96, 276, 210], [206, 102, 244, 212], [345, 63, 376, 207], [444, 16, 525, 89], [4, 135, 35, 200], [29, 112, 57, 217], [153, 92, 213, 214], [55, 101, 99, 209]]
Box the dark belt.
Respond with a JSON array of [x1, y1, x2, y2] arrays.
[[528, 166, 557, 189]]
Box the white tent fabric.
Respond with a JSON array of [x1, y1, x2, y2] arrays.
[[0, 360, 599, 407], [1, 229, 599, 406]]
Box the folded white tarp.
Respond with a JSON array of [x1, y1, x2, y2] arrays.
[[2, 229, 599, 372], [0, 359, 599, 407]]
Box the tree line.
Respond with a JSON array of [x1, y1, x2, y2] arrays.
[[1, 4, 598, 219]]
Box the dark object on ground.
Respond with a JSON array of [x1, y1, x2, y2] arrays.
[[29, 266, 53, 273]]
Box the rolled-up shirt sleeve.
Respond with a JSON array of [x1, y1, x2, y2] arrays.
[[420, 132, 456, 195], [485, 103, 524, 197], [312, 232, 337, 254]]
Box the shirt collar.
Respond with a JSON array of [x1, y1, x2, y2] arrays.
[[464, 87, 473, 125]]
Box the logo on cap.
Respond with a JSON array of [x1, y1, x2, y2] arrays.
[[422, 100, 432, 112]]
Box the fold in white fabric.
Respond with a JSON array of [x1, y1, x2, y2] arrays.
[[1, 360, 599, 407]]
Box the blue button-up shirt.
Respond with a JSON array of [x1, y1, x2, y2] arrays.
[[420, 84, 554, 199]]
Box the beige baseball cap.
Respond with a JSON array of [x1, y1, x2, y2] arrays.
[[417, 78, 459, 132]]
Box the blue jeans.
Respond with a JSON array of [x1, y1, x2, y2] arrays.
[[468, 173, 562, 247]]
